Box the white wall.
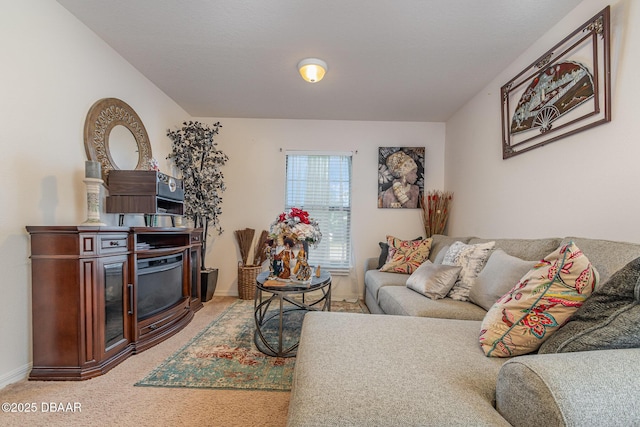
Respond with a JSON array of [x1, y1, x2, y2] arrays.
[[445, 0, 640, 243], [195, 118, 445, 300], [0, 0, 188, 388]]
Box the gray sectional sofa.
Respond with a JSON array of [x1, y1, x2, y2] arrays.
[[286, 234, 640, 426]]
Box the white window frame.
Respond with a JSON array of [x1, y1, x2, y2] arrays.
[[285, 151, 353, 273]]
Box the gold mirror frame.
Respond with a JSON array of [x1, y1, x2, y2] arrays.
[[84, 98, 152, 180]]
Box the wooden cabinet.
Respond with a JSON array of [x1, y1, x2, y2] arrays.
[[26, 226, 202, 380], [189, 231, 204, 312], [100, 255, 131, 360]]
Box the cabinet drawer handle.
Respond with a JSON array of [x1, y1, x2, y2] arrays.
[[149, 324, 158, 330], [110, 241, 120, 246], [128, 284, 134, 315]]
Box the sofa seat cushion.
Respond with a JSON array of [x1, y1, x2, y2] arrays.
[[378, 286, 488, 320], [364, 269, 409, 302], [287, 312, 510, 427]]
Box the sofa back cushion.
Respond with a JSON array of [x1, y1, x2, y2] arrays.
[[468, 237, 561, 261], [559, 237, 640, 286], [428, 234, 473, 262], [469, 250, 537, 311]]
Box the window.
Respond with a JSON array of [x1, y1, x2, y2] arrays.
[[285, 152, 352, 272]]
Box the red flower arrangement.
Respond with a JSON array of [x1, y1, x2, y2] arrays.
[[270, 207, 321, 247], [278, 207, 310, 224]]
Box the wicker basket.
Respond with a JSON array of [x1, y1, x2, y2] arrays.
[[237, 263, 261, 300]]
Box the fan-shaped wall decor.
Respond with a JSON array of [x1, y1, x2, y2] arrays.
[[500, 6, 611, 159]]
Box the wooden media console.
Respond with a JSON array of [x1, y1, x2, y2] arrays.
[[25, 226, 203, 380]]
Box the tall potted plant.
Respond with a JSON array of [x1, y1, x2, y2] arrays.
[[167, 121, 229, 301]]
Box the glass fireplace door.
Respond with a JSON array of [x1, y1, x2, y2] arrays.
[[102, 256, 129, 353]]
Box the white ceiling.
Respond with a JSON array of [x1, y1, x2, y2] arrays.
[[57, 0, 583, 122]]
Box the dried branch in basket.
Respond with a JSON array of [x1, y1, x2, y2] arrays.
[[234, 228, 255, 266], [253, 230, 269, 266], [421, 191, 453, 237]]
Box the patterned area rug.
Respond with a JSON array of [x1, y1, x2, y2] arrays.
[[135, 299, 367, 391]]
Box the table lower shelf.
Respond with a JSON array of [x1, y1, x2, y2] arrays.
[[254, 287, 331, 357]]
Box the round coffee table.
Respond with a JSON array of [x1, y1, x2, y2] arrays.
[[253, 270, 331, 357]]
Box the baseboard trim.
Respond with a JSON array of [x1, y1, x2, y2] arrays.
[[0, 362, 31, 390]]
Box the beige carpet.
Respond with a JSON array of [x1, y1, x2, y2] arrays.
[[0, 297, 291, 427]]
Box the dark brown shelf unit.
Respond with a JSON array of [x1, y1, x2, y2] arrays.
[[106, 195, 184, 216], [106, 170, 185, 218]]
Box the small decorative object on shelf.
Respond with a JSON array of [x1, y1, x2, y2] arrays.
[[82, 161, 106, 226], [149, 157, 160, 171], [85, 160, 101, 179], [267, 208, 321, 281]]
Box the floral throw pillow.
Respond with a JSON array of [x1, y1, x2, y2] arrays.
[[480, 242, 598, 357], [380, 236, 432, 274], [442, 241, 495, 301], [378, 236, 423, 268]]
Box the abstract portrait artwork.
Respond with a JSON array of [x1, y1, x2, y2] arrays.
[[378, 147, 425, 209]]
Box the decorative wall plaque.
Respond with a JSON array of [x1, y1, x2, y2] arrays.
[[501, 7, 611, 159]]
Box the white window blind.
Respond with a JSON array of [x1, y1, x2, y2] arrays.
[[285, 153, 352, 271]]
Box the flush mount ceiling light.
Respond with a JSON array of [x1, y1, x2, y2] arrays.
[[297, 58, 328, 83]]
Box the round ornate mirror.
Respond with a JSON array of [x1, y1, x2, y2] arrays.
[[108, 125, 139, 170], [84, 98, 152, 180]]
